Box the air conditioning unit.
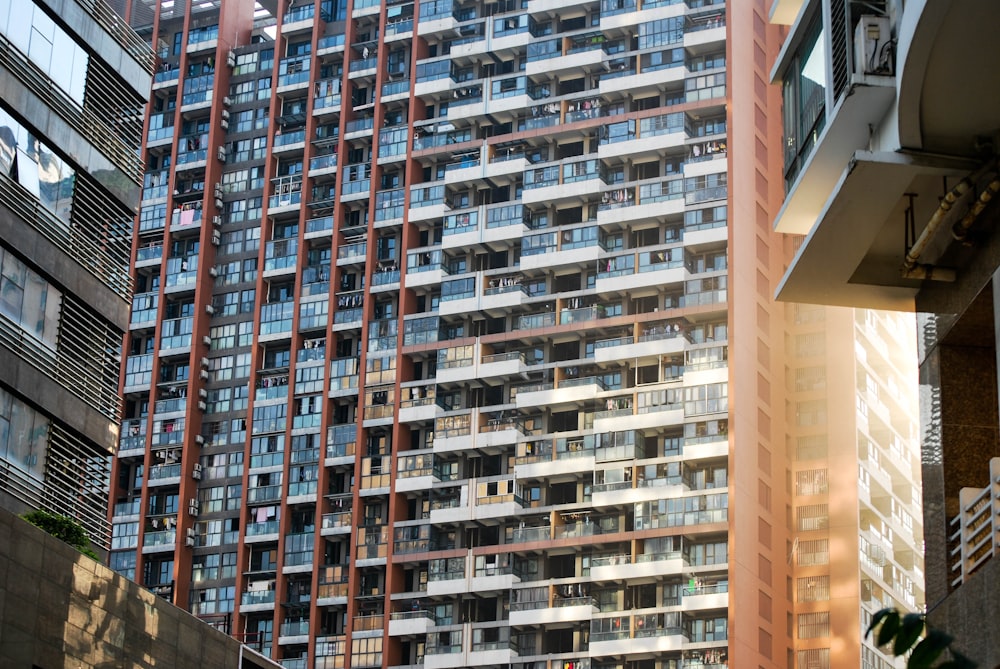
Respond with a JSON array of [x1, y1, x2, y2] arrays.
[[194, 434, 206, 446], [220, 119, 229, 131], [184, 535, 196, 547], [222, 96, 233, 107], [200, 357, 210, 369], [226, 50, 236, 68], [213, 183, 224, 198], [188, 499, 200, 516], [199, 369, 210, 381], [214, 198, 224, 210], [221, 110, 230, 121], [208, 266, 219, 278], [211, 231, 221, 247], [205, 304, 216, 316], [202, 335, 212, 347], [198, 388, 208, 400], [192, 464, 203, 478], [197, 400, 207, 412], [854, 15, 893, 75], [216, 146, 227, 162], [212, 215, 222, 227]]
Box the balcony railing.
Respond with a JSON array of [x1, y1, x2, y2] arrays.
[[949, 457, 1000, 588]]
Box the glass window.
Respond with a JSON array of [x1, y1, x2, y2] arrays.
[[0, 387, 49, 480], [782, 16, 827, 182], [0, 107, 77, 223], [0, 246, 61, 348], [1, 2, 89, 104]]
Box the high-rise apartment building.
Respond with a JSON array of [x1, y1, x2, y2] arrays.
[[782, 304, 924, 669], [768, 0, 1000, 665], [0, 0, 153, 547], [109, 1, 921, 668]]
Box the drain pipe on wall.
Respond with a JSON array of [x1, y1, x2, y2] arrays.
[[901, 161, 997, 279], [952, 174, 1000, 241]]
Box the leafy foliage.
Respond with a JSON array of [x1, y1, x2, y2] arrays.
[[866, 608, 976, 669], [21, 509, 99, 560]]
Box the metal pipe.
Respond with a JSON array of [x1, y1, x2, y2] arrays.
[[901, 178, 972, 272], [952, 177, 1000, 241], [901, 264, 956, 282], [902, 161, 997, 273]]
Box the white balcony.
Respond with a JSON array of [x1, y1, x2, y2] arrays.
[[435, 361, 476, 384], [522, 178, 599, 207], [468, 647, 516, 666], [592, 481, 687, 508], [591, 630, 687, 656], [775, 150, 975, 309], [471, 570, 519, 593], [444, 154, 487, 184], [600, 66, 684, 96], [388, 611, 435, 637], [599, 130, 686, 162], [527, 0, 587, 15], [600, 0, 683, 30], [473, 497, 521, 522], [597, 196, 685, 226], [439, 293, 478, 316], [405, 266, 447, 288], [416, 16, 458, 37], [509, 600, 597, 627], [395, 472, 437, 493], [515, 380, 601, 408], [479, 352, 528, 380], [477, 423, 520, 450], [408, 201, 449, 224], [449, 38, 487, 59], [428, 575, 471, 597], [424, 649, 468, 669], [186, 38, 218, 54], [683, 437, 728, 460], [433, 429, 477, 454], [439, 288, 526, 316], [684, 224, 727, 246], [682, 590, 729, 611], [526, 49, 603, 78], [596, 265, 685, 295], [591, 554, 685, 582], [239, 600, 276, 614], [485, 156, 529, 180], [520, 243, 602, 271], [414, 76, 454, 98], [514, 454, 596, 481], [398, 401, 441, 424], [684, 25, 726, 48], [430, 498, 473, 524], [682, 365, 727, 386], [489, 29, 531, 53], [594, 333, 685, 364]]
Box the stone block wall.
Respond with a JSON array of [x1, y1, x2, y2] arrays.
[[0, 507, 278, 669]]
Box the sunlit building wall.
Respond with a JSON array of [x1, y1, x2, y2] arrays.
[[768, 0, 1000, 665]]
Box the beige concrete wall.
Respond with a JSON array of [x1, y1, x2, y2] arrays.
[[726, 0, 792, 663], [0, 506, 279, 669]]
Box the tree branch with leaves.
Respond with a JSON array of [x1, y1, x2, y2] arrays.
[[866, 608, 976, 669]]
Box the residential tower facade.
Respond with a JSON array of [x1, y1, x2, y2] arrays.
[[109, 1, 921, 668]]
